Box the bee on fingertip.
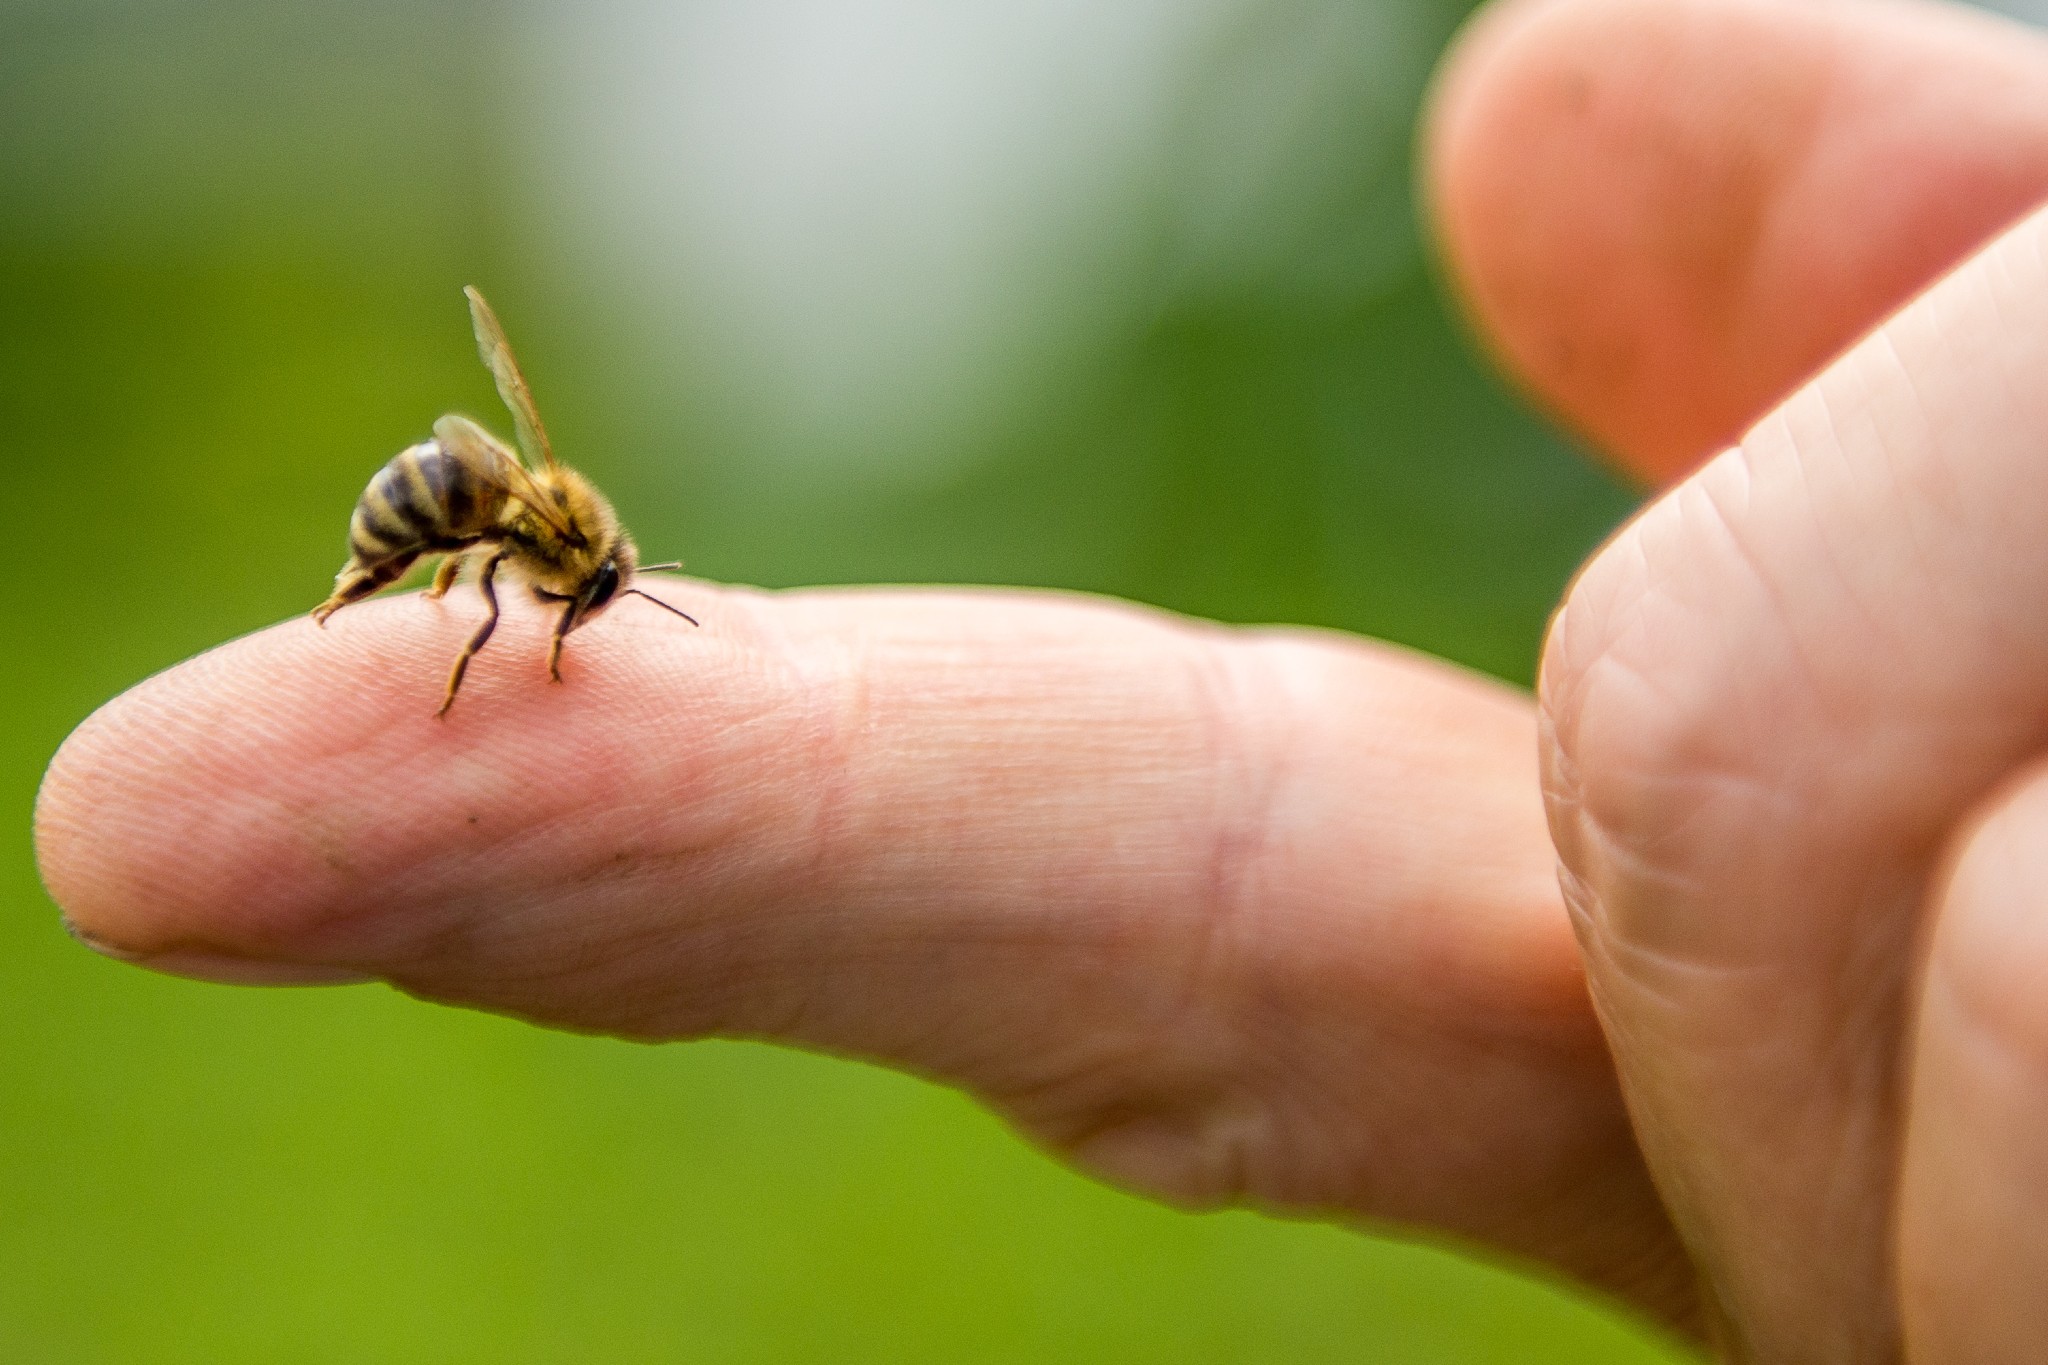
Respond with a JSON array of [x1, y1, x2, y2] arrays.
[[312, 286, 698, 715]]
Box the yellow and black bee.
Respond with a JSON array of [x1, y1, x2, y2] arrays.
[[312, 286, 696, 715]]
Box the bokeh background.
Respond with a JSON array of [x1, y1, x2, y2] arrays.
[[4, 0, 2035, 1359]]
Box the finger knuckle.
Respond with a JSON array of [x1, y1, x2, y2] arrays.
[[1540, 459, 1806, 961]]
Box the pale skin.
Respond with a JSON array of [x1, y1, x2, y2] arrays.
[[32, 0, 2048, 1355]]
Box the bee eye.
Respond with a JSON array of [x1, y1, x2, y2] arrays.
[[585, 560, 621, 613]]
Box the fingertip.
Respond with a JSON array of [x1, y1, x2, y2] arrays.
[[1425, 0, 2048, 485], [33, 608, 390, 959], [33, 581, 758, 971], [1426, 0, 1819, 480]]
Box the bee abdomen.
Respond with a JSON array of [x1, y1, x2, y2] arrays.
[[347, 440, 502, 564]]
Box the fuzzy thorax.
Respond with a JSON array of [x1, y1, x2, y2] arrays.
[[512, 466, 627, 599]]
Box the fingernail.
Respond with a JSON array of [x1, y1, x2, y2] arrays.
[[61, 915, 139, 960], [63, 917, 375, 987]]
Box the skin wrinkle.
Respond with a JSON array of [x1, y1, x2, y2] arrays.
[[995, 639, 1294, 1207], [1551, 644, 1749, 931], [1561, 505, 1708, 734], [1209, 1097, 1266, 1208], [1855, 329, 1992, 658], [1958, 234, 2048, 652], [1770, 226, 2048, 755], [1688, 461, 1838, 719], [1791, 356, 1957, 672], [1176, 632, 1277, 1030], [1556, 473, 1851, 918], [1562, 790, 1700, 937], [989, 1022, 1203, 1134], [799, 622, 866, 915], [1537, 495, 1663, 734], [1239, 1082, 1346, 1217], [1810, 288, 2048, 695], [374, 853, 689, 994], [1578, 764, 1919, 1058], [1573, 917, 1790, 1060], [1954, 224, 2035, 440], [1019, 952, 1285, 1189], [811, 609, 1261, 1088], [1042, 1095, 1232, 1209]]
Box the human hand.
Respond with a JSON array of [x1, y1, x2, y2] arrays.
[[33, 0, 2048, 1355], [1434, 0, 2048, 1356]]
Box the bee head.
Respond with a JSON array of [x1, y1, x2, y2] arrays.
[[571, 544, 634, 631], [564, 541, 698, 634]]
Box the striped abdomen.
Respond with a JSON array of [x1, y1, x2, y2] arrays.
[[346, 439, 505, 568]]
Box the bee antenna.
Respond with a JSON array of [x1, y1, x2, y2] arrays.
[[624, 588, 699, 626]]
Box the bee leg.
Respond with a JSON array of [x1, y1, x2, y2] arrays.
[[426, 552, 466, 599], [546, 599, 577, 683], [437, 550, 505, 718], [314, 551, 419, 626]]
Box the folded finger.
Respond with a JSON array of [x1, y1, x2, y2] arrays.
[[1427, 0, 2048, 483]]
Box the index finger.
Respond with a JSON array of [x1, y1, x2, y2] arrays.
[[34, 581, 1695, 1325]]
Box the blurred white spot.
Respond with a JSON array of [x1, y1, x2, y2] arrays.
[[1971, 0, 2048, 23], [517, 0, 1431, 485]]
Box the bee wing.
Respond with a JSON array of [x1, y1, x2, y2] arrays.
[[463, 285, 556, 470], [433, 414, 579, 542]]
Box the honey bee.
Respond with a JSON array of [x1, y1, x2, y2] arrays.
[[312, 286, 697, 715]]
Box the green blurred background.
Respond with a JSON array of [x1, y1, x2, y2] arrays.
[[0, 0, 1736, 1357]]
